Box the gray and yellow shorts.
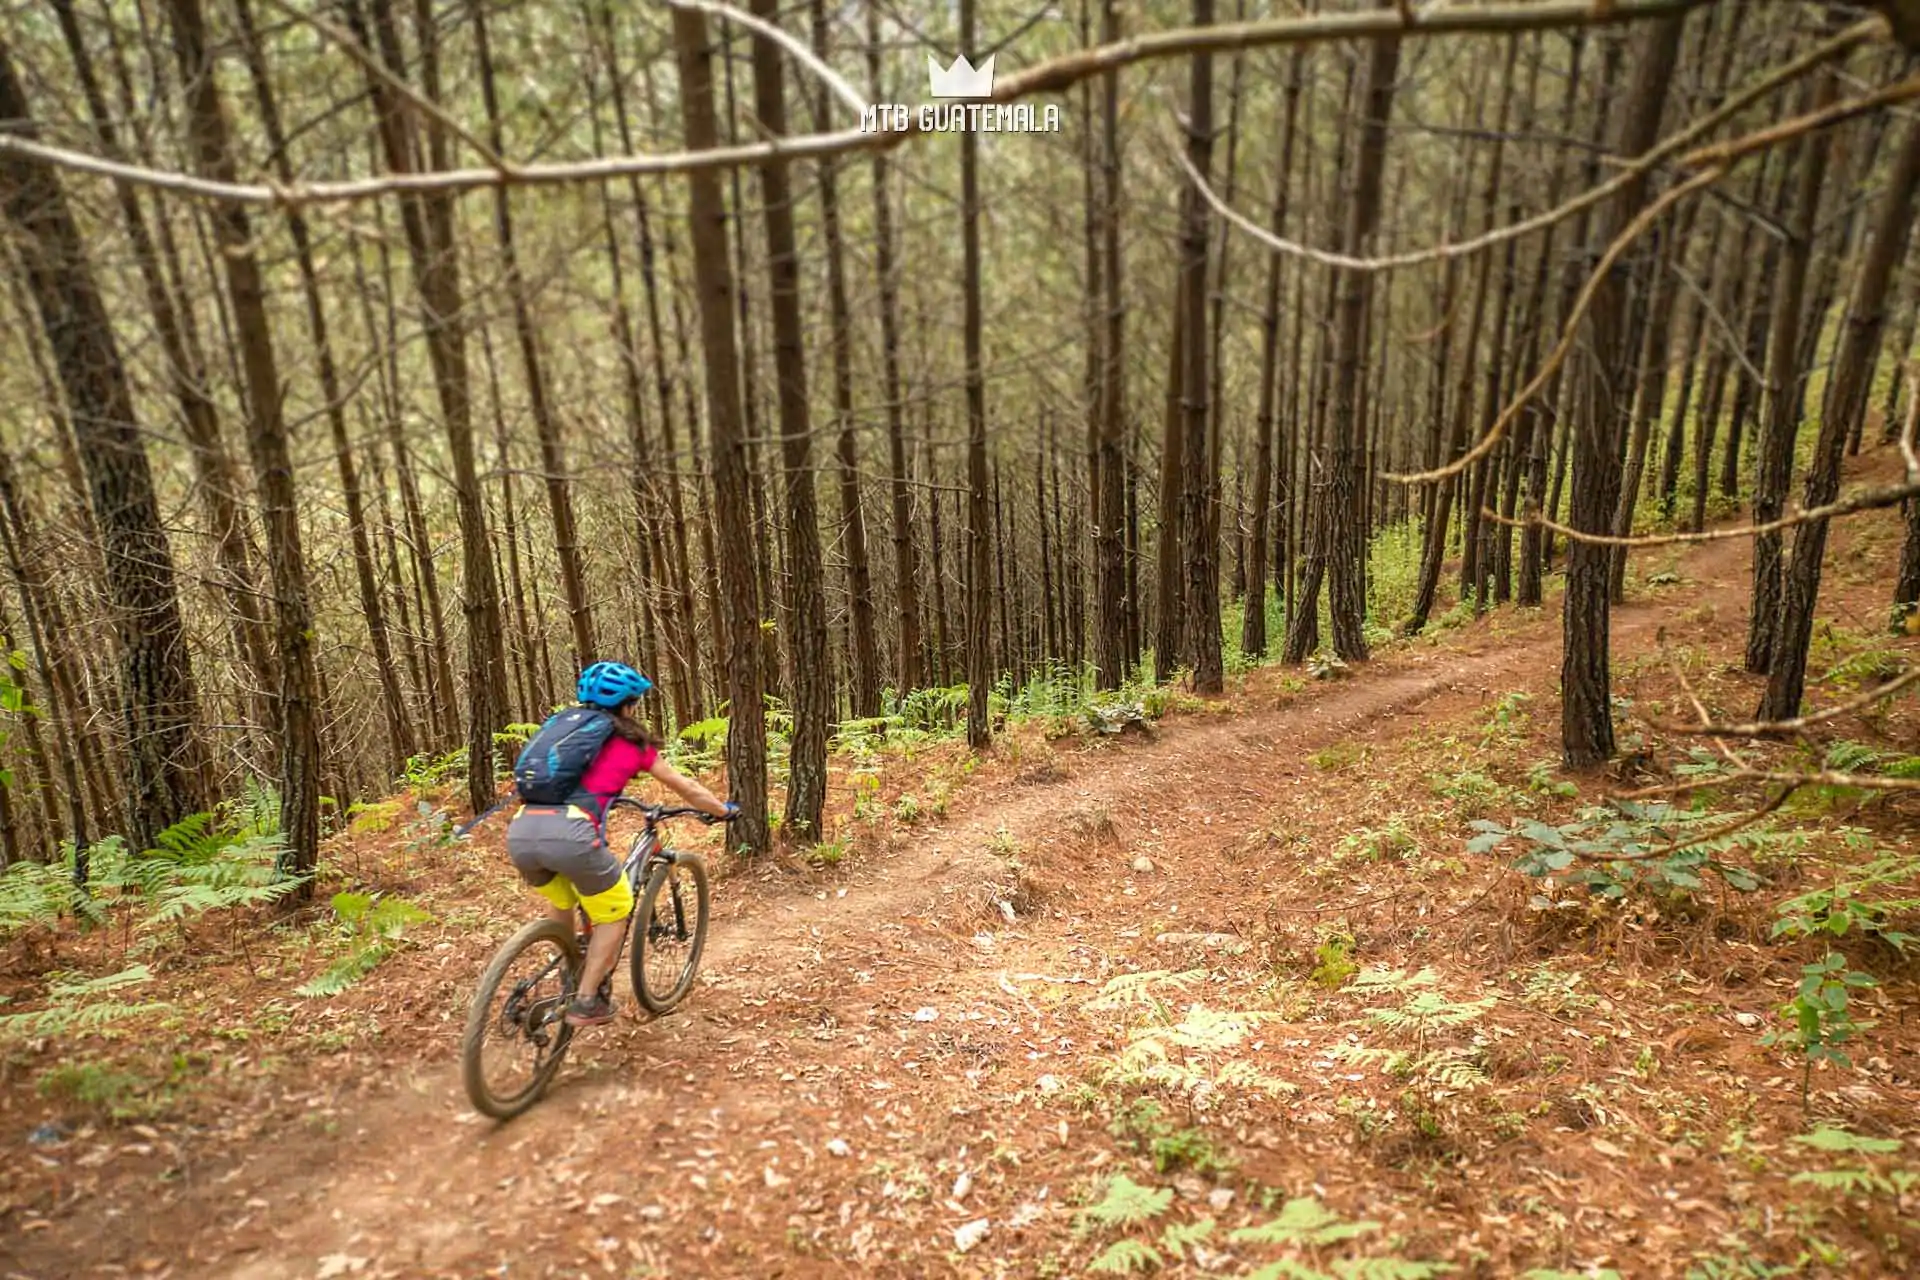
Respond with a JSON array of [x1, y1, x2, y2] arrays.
[[504, 804, 634, 924]]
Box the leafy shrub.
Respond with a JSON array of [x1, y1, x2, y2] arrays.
[[1466, 801, 1796, 903], [1772, 841, 1920, 951]]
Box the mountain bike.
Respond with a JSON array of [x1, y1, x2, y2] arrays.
[[460, 798, 730, 1120]]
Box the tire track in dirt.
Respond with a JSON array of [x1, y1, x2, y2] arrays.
[[50, 536, 1758, 1278]]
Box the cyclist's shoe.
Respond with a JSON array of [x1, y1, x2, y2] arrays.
[[565, 992, 617, 1027], [596, 974, 614, 1004]]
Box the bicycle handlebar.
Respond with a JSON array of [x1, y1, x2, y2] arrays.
[[607, 796, 737, 826]]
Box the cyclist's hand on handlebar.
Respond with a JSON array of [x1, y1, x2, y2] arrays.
[[716, 801, 742, 823]]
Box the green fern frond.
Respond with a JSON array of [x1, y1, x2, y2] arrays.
[[1083, 969, 1207, 1012], [1330, 1260, 1456, 1280], [1792, 1125, 1903, 1155], [295, 941, 394, 998], [1159, 1217, 1215, 1260], [1347, 966, 1438, 995], [1082, 1175, 1175, 1229], [1248, 1261, 1335, 1280], [1230, 1196, 1380, 1247], [1088, 1238, 1164, 1275], [1824, 741, 1885, 773], [1789, 1167, 1894, 1195]]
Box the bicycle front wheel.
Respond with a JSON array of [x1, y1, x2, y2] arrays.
[[461, 917, 580, 1120], [630, 852, 710, 1015]]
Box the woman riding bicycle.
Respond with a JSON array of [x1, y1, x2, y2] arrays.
[[505, 661, 735, 1026]]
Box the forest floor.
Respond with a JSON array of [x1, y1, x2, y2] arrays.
[[3, 450, 1919, 1280]]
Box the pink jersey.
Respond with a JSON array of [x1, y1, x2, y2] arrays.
[[579, 736, 659, 817]]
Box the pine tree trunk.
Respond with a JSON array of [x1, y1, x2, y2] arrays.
[[472, 0, 595, 671], [165, 0, 322, 880], [1765, 111, 1920, 716], [0, 36, 208, 855], [959, 0, 993, 749], [348, 0, 508, 815], [745, 0, 831, 839], [1244, 49, 1304, 661], [1747, 63, 1840, 675], [1563, 15, 1686, 769], [671, 4, 768, 854], [1179, 0, 1223, 694]]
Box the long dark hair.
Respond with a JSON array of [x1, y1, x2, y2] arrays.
[[610, 701, 661, 750]]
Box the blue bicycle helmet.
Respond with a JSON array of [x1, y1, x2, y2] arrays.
[[576, 661, 653, 709]]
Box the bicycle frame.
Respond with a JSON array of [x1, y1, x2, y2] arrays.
[[503, 803, 681, 1026]]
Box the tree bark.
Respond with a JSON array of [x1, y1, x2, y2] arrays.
[[671, 5, 769, 853], [0, 35, 208, 854], [472, 0, 596, 671], [1747, 63, 1840, 675], [959, 0, 993, 749], [165, 0, 322, 878], [1765, 111, 1920, 716], [1562, 15, 1686, 769], [347, 0, 509, 815], [1179, 0, 1223, 694], [745, 0, 831, 839]]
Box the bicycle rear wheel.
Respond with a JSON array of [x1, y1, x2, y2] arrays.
[[630, 852, 710, 1015], [461, 918, 579, 1120]]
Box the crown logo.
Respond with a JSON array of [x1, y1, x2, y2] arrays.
[[927, 52, 995, 99]]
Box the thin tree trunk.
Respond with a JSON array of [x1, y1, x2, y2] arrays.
[[959, 0, 993, 748], [1563, 15, 1685, 769], [0, 37, 207, 856], [347, 0, 508, 814], [1766, 111, 1920, 715], [165, 0, 322, 879], [745, 0, 831, 839], [671, 4, 768, 853], [1747, 64, 1840, 675], [231, 0, 412, 776], [473, 0, 595, 670], [1244, 50, 1304, 660], [1179, 0, 1223, 693]]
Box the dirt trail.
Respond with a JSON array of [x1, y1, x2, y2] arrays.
[[19, 534, 1758, 1279]]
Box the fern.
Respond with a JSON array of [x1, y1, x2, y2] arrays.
[[1884, 756, 1920, 779], [1087, 1239, 1165, 1275], [1330, 1262, 1454, 1280], [1231, 1197, 1380, 1247], [1159, 1217, 1215, 1260], [295, 891, 432, 998], [1081, 1175, 1174, 1229], [1082, 969, 1206, 1013], [1791, 1125, 1902, 1155], [0, 966, 172, 1040]]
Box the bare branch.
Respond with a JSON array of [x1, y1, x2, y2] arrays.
[[1386, 70, 1920, 488], [1387, 166, 1727, 485], [0, 0, 1715, 208], [260, 0, 508, 173], [1481, 481, 1920, 547], [1649, 668, 1920, 739], [1619, 768, 1920, 799], [1180, 17, 1878, 276], [673, 0, 869, 121]]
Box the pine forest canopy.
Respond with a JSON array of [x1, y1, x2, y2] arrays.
[[0, 0, 1918, 881]]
